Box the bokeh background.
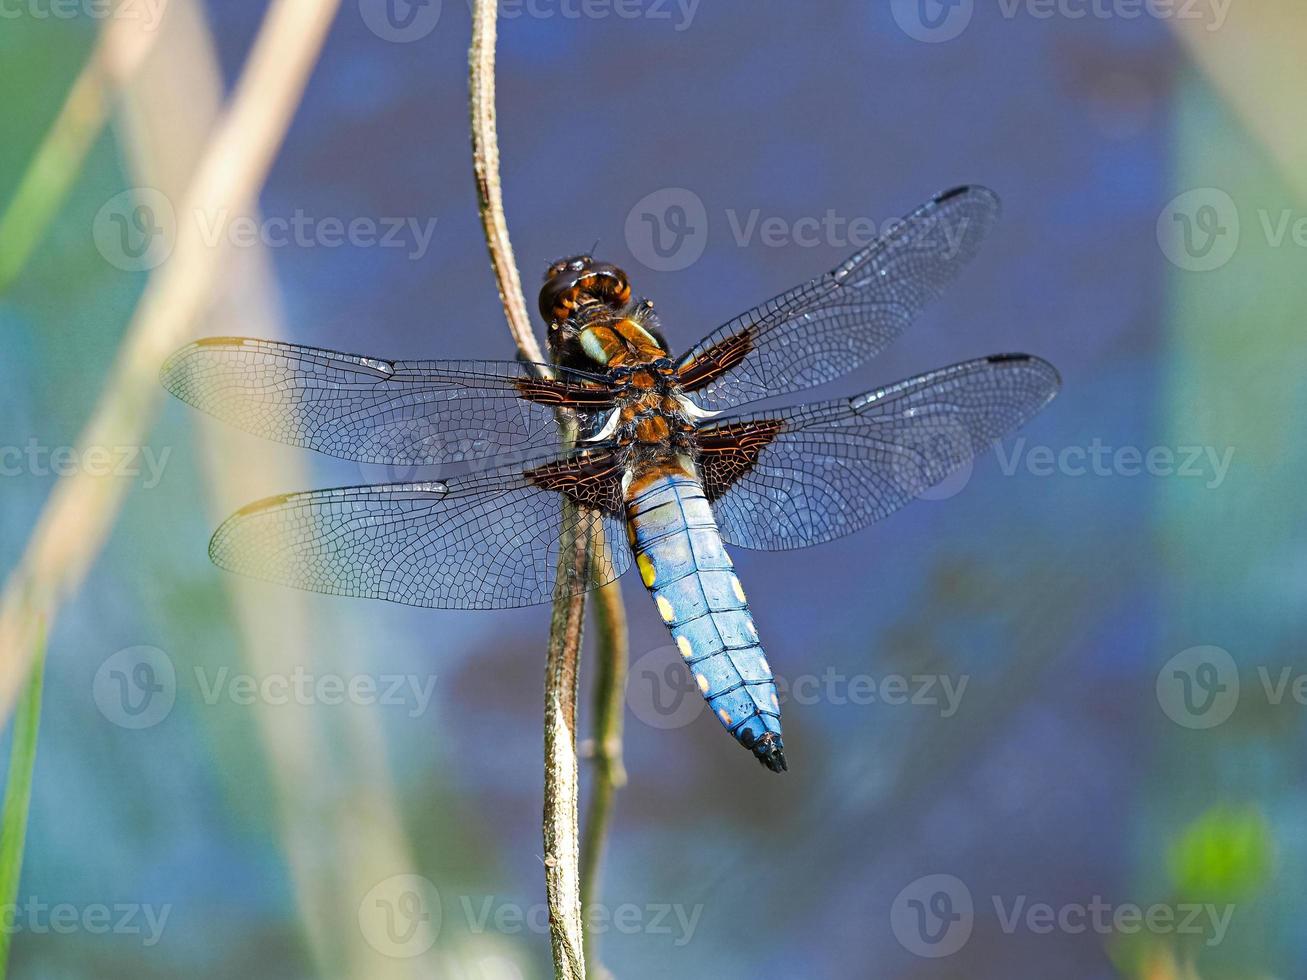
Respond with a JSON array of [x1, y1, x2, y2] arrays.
[[2, 1, 1304, 977]]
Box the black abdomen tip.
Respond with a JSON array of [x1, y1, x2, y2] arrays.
[[753, 733, 788, 773]]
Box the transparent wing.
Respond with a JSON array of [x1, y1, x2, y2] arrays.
[[700, 355, 1060, 551], [162, 337, 615, 467], [208, 453, 632, 609], [676, 186, 1001, 412]]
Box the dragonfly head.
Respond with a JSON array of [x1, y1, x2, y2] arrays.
[[540, 255, 631, 325]]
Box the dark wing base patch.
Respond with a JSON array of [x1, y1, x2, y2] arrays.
[[675, 328, 755, 393], [525, 450, 626, 515], [696, 419, 786, 501]]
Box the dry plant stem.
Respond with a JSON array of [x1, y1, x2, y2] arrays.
[[0, 0, 340, 724], [581, 573, 629, 976], [470, 0, 542, 365], [0, 0, 166, 290], [542, 498, 594, 980], [469, 2, 590, 974]]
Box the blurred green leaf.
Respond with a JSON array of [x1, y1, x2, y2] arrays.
[[0, 625, 46, 979], [1168, 805, 1274, 904]]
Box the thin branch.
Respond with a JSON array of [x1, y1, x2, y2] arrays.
[[470, 0, 542, 365], [542, 495, 593, 980], [468, 3, 590, 976], [0, 0, 341, 724], [581, 573, 629, 978]]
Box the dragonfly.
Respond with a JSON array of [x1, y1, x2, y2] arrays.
[[161, 185, 1059, 774]]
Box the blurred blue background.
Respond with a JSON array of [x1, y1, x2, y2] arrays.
[[2, 0, 1303, 977]]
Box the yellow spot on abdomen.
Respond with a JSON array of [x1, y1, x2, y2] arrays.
[[656, 596, 675, 623], [676, 635, 693, 659], [696, 673, 710, 694], [717, 708, 733, 725], [731, 575, 747, 603], [637, 553, 656, 588]]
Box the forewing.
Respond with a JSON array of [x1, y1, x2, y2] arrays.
[[208, 452, 632, 609], [699, 355, 1061, 550], [162, 337, 615, 466], [676, 186, 1001, 411]]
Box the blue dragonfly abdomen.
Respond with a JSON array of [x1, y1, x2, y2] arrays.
[[624, 459, 786, 772]]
